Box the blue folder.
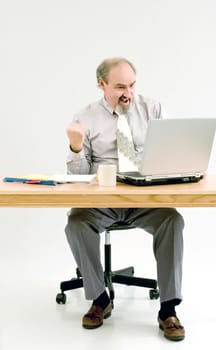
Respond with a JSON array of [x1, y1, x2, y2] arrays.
[[3, 177, 56, 186]]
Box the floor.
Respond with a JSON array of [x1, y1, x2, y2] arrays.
[[0, 207, 215, 350]]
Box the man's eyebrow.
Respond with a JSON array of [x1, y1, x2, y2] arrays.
[[130, 81, 136, 86], [115, 83, 126, 87]]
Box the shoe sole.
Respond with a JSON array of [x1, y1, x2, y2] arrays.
[[159, 324, 185, 341]]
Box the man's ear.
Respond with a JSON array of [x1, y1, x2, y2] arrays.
[[98, 78, 106, 91]]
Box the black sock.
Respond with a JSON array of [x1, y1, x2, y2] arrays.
[[93, 290, 110, 309], [159, 298, 181, 321]]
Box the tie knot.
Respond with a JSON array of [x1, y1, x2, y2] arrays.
[[116, 113, 129, 129]]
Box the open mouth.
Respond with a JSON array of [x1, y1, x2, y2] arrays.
[[119, 96, 130, 105]]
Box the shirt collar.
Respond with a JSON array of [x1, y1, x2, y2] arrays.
[[101, 97, 114, 115]]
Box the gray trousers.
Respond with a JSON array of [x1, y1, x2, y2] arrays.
[[65, 208, 184, 303]]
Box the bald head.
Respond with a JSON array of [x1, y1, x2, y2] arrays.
[[96, 57, 136, 85]]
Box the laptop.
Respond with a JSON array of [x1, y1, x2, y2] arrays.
[[117, 118, 216, 186]]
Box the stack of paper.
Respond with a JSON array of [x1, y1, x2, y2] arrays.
[[52, 174, 96, 183], [2, 174, 97, 185]]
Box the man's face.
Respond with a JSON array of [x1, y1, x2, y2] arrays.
[[99, 62, 136, 113]]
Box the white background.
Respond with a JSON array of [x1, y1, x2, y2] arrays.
[[0, 1, 216, 349], [1, 0, 216, 174]]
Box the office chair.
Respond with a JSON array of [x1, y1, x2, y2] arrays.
[[56, 222, 159, 305]]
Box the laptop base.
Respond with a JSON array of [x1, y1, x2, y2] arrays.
[[117, 172, 203, 186]]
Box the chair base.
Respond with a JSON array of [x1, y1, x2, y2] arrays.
[[56, 266, 159, 305], [105, 266, 159, 301]]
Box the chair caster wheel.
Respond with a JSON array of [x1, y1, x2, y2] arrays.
[[149, 289, 159, 300], [56, 292, 67, 304]]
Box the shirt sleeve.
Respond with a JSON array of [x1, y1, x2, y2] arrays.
[[66, 148, 89, 174], [153, 100, 162, 119]]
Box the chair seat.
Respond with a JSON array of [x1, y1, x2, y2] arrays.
[[106, 222, 136, 231]]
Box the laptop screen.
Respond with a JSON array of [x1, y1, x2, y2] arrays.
[[139, 118, 216, 177]]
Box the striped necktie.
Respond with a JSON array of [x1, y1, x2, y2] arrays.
[[116, 113, 138, 172]]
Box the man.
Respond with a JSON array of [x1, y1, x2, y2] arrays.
[[65, 57, 185, 341]]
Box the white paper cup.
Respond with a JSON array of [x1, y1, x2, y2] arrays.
[[97, 164, 116, 186]]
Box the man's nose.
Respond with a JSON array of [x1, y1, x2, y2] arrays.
[[124, 87, 134, 97]]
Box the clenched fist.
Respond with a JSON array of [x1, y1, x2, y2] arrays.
[[66, 122, 86, 153]]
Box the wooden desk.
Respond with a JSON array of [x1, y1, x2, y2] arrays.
[[0, 174, 216, 208]]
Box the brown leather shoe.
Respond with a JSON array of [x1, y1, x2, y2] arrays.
[[82, 302, 113, 329], [158, 316, 185, 341]]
